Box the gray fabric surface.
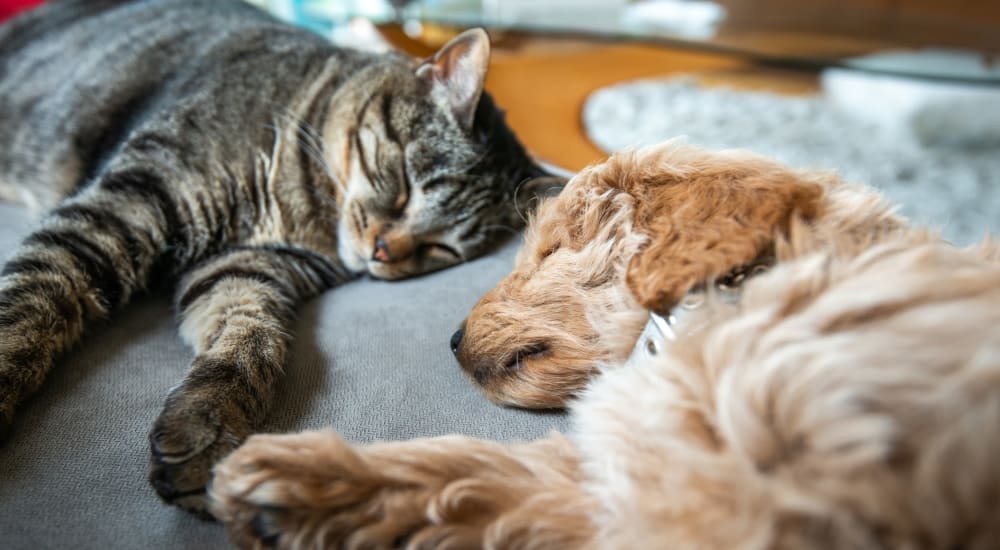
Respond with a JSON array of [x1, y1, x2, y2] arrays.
[[0, 202, 567, 548]]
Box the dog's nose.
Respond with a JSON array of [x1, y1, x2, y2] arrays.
[[450, 328, 465, 354]]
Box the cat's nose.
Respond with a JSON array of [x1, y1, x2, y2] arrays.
[[450, 328, 465, 354], [372, 232, 415, 263], [372, 236, 391, 262]]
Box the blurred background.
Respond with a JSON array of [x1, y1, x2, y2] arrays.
[[2, 0, 996, 241], [250, 1, 1000, 242], [238, 0, 998, 163], [3, 0, 996, 171]]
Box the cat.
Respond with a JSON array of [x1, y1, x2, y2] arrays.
[[0, 0, 555, 516]]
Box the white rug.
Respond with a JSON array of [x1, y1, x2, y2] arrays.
[[583, 77, 1000, 245]]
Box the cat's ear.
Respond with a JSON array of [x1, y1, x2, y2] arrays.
[[515, 175, 567, 217], [416, 28, 491, 130]]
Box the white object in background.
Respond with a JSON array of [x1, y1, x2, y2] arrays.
[[845, 49, 1000, 83], [329, 17, 393, 52], [480, 0, 627, 31], [301, 0, 394, 26], [621, 0, 726, 39], [243, 0, 296, 20], [823, 50, 1000, 148]]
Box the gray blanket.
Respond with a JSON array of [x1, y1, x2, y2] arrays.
[[0, 202, 567, 549]]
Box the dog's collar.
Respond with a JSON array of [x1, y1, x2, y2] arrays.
[[632, 261, 771, 363], [632, 295, 701, 362]]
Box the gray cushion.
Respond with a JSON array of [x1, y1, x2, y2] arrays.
[[0, 202, 568, 548]]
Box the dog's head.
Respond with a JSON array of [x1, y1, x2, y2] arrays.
[[453, 141, 899, 408], [451, 163, 646, 408]]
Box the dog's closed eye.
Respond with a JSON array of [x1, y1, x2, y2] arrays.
[[504, 343, 551, 371], [539, 243, 561, 261]]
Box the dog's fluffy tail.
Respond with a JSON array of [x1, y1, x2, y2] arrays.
[[578, 238, 1000, 549]]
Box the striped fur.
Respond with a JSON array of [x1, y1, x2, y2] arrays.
[[0, 0, 549, 516]]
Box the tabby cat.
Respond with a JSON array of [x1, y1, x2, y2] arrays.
[[0, 0, 552, 516]]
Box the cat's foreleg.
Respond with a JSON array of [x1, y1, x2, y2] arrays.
[[149, 245, 345, 517], [211, 430, 598, 549], [0, 172, 179, 439]]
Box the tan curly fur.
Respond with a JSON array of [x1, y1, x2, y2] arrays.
[[456, 140, 906, 407], [210, 143, 1000, 549], [212, 431, 596, 549]]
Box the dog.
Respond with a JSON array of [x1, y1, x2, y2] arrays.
[[210, 142, 1000, 548], [450, 140, 906, 408]]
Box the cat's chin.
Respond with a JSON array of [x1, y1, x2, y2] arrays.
[[365, 262, 409, 281], [342, 257, 368, 276], [336, 241, 410, 280], [336, 237, 368, 275]]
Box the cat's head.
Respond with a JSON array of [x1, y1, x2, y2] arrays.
[[327, 28, 559, 280]]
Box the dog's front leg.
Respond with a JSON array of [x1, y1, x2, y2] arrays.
[[210, 429, 597, 549]]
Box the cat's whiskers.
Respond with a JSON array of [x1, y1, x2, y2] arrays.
[[295, 157, 345, 213], [269, 105, 328, 159], [261, 122, 342, 213], [512, 177, 534, 225], [457, 148, 490, 176], [287, 129, 342, 191], [268, 105, 348, 195]]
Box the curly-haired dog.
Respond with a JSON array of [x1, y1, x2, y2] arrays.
[[209, 143, 1000, 548], [452, 141, 904, 407]]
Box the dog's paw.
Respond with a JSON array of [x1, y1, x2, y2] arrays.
[[149, 386, 248, 518], [210, 431, 463, 549]]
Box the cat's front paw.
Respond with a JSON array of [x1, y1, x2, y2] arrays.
[[0, 366, 27, 444], [0, 400, 14, 444], [211, 431, 439, 549], [149, 385, 249, 518]]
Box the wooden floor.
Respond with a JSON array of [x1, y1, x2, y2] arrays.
[[377, 0, 1000, 172], [486, 41, 820, 171], [381, 27, 821, 172]]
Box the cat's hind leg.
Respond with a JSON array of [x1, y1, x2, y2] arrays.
[[211, 431, 597, 549], [149, 245, 347, 517], [0, 167, 181, 439]]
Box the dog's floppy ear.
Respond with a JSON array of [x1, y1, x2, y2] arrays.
[[625, 163, 823, 314]]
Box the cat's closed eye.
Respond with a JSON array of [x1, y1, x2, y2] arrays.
[[367, 180, 408, 219], [420, 243, 461, 261]]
